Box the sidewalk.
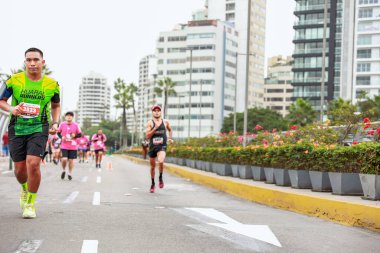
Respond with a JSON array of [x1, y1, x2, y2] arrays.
[[123, 155, 380, 233]]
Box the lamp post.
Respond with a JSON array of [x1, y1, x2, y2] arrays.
[[177, 95, 184, 140], [243, 0, 252, 147], [199, 80, 203, 138], [320, 0, 328, 122], [187, 48, 193, 139]]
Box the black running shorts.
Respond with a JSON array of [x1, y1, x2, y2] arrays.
[[61, 149, 78, 159], [8, 126, 48, 162], [148, 145, 167, 158], [95, 149, 104, 154]]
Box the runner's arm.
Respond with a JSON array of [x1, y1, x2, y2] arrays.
[[0, 83, 23, 116], [165, 120, 173, 143], [145, 121, 157, 139]]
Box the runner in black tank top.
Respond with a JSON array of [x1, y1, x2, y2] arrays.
[[145, 105, 173, 193]]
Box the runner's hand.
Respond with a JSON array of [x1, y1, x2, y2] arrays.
[[168, 139, 174, 144], [11, 102, 24, 116], [49, 122, 59, 134]]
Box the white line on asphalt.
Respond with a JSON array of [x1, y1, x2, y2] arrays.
[[81, 240, 98, 253], [81, 176, 88, 183], [63, 191, 79, 204], [14, 240, 43, 253], [96, 176, 101, 183], [2, 170, 12, 174], [92, 192, 100, 205], [97, 169, 101, 173]]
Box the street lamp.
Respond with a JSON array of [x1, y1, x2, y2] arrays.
[[320, 0, 328, 122], [243, 0, 252, 147], [199, 79, 203, 138], [186, 48, 193, 139], [177, 95, 185, 140]]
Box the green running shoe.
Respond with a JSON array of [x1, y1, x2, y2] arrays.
[[22, 203, 36, 219], [20, 190, 28, 210]]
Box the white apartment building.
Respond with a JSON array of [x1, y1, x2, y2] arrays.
[[264, 56, 293, 117], [353, 0, 380, 102], [137, 55, 157, 141], [156, 20, 238, 139], [207, 0, 266, 110], [76, 72, 111, 127]]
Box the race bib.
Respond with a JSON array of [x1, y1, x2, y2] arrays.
[[96, 141, 102, 145], [80, 140, 85, 144], [66, 134, 72, 141], [153, 137, 163, 145], [20, 103, 40, 118], [71, 141, 77, 146]]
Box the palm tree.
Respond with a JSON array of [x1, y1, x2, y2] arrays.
[[127, 82, 138, 146], [113, 78, 130, 147], [154, 77, 177, 117], [358, 95, 380, 120], [286, 98, 316, 127]]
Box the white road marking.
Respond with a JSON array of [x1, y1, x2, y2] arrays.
[[14, 240, 43, 253], [97, 169, 101, 173], [96, 176, 101, 183], [81, 176, 88, 183], [63, 191, 79, 204], [92, 192, 100, 205], [2, 170, 13, 174], [81, 240, 98, 253], [186, 208, 281, 247]]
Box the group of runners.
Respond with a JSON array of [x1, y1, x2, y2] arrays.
[[1, 47, 173, 219], [44, 114, 107, 181]]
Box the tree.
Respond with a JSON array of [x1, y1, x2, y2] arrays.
[[286, 98, 316, 127], [82, 119, 124, 149], [154, 77, 177, 117], [327, 98, 357, 125], [82, 117, 92, 130], [221, 107, 289, 134], [357, 95, 380, 120], [113, 78, 130, 147], [127, 82, 138, 146]]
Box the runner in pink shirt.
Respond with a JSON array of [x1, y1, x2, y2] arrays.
[[58, 112, 81, 180], [77, 134, 90, 163], [91, 129, 107, 168]]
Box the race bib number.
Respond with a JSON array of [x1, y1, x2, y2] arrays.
[[153, 137, 163, 145], [96, 141, 102, 145], [66, 134, 72, 141], [71, 141, 77, 146], [20, 103, 40, 118]]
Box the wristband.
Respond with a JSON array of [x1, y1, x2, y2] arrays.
[[9, 106, 13, 114]]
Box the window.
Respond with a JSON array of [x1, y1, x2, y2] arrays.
[[168, 36, 187, 42], [357, 63, 371, 72], [357, 49, 371, 58], [359, 8, 373, 18], [356, 76, 371, 85], [359, 0, 379, 5], [357, 35, 372, 45]]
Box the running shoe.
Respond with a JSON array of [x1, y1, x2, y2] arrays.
[[68, 175, 72, 180], [61, 171, 66, 180], [22, 203, 36, 219], [159, 179, 164, 189], [150, 184, 155, 193], [20, 190, 28, 210]]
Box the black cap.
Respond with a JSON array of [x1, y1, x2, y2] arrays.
[[65, 111, 74, 117]]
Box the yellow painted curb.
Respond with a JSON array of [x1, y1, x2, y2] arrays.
[[123, 155, 380, 232]]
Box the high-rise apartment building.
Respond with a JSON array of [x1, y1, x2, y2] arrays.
[[137, 55, 157, 140], [353, 0, 380, 102], [207, 0, 266, 110], [156, 20, 238, 139], [264, 56, 294, 117], [76, 71, 111, 127], [292, 0, 344, 110]]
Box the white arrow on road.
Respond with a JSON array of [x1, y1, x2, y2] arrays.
[[186, 208, 281, 247]]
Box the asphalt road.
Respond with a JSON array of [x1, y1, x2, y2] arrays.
[[0, 155, 379, 253]]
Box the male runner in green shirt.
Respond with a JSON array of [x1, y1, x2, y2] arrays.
[[0, 48, 61, 218]]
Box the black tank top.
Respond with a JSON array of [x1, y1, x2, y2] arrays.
[[149, 119, 167, 147]]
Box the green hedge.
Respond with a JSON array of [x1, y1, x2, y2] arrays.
[[125, 142, 380, 174]]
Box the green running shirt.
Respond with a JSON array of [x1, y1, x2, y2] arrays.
[[1, 72, 60, 135]]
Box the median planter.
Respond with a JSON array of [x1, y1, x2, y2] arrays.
[[263, 167, 276, 184], [185, 159, 196, 168], [238, 165, 253, 179], [212, 162, 232, 176], [328, 172, 363, 196], [288, 170, 312, 189], [252, 166, 266, 181], [309, 171, 332, 192], [176, 158, 186, 166], [274, 168, 291, 187], [195, 160, 204, 170], [359, 174, 380, 200], [231, 165, 240, 178], [202, 161, 212, 172]]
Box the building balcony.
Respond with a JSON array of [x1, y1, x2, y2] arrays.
[[295, 4, 328, 12], [294, 19, 328, 26], [293, 48, 328, 55]]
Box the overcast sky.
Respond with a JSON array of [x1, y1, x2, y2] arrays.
[[0, 0, 295, 115]]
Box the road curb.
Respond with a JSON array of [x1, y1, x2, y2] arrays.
[[123, 155, 380, 232]]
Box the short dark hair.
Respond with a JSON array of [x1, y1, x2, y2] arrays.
[[25, 48, 43, 58], [65, 111, 74, 117]]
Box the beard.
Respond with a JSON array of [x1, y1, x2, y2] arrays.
[[153, 115, 161, 119]]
